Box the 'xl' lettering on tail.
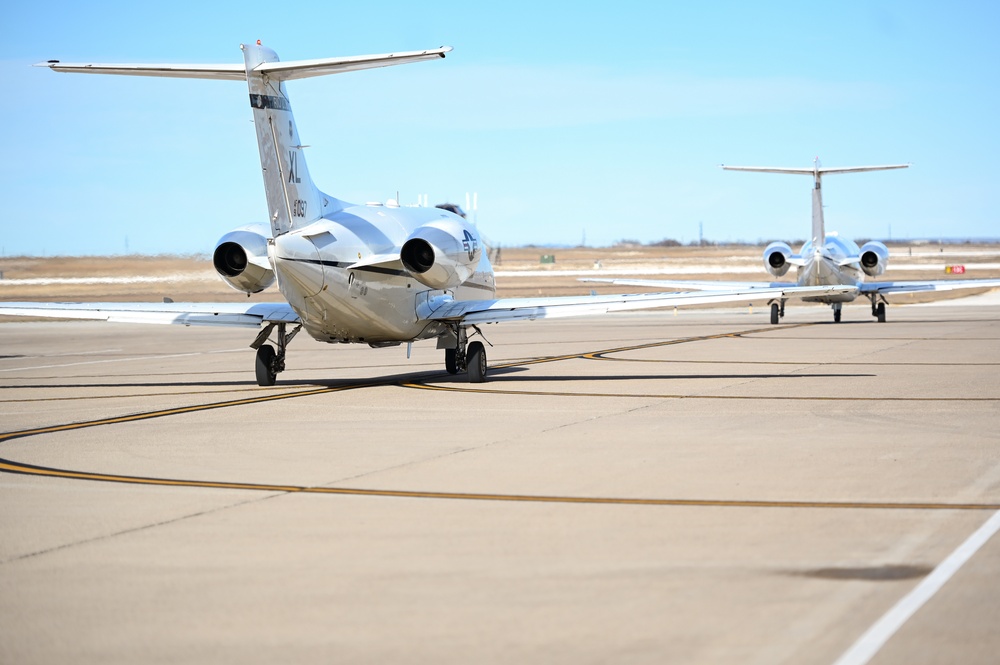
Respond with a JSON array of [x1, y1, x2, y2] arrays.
[[288, 151, 301, 184]]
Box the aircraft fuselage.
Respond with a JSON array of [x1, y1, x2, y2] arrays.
[[796, 234, 865, 303], [270, 203, 495, 345]]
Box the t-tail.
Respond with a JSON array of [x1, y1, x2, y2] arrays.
[[37, 42, 452, 237], [721, 159, 909, 246]]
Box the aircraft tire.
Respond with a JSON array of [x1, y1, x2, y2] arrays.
[[770, 303, 780, 325], [445, 348, 459, 375], [255, 344, 277, 386], [467, 341, 487, 383], [834, 309, 842, 323], [876, 302, 886, 323]]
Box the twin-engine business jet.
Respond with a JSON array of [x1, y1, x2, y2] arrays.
[[1, 43, 854, 384], [585, 161, 1000, 324]]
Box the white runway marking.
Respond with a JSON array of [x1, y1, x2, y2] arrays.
[[832, 510, 1000, 665]]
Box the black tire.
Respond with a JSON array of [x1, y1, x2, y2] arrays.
[[255, 344, 277, 386], [876, 302, 886, 323], [445, 347, 459, 375], [467, 341, 487, 383], [834, 308, 842, 323], [770, 303, 780, 325]]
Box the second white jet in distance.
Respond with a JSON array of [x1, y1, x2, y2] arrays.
[[584, 161, 1000, 324]]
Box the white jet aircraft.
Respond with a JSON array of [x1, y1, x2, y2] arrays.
[[584, 160, 1000, 324], [0, 43, 856, 385]]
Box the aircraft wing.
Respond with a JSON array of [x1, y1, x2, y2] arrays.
[[858, 279, 1000, 295], [579, 278, 782, 290], [0, 301, 299, 327], [418, 285, 857, 325]]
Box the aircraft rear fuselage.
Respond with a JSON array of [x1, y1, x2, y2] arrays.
[[797, 234, 865, 303], [270, 203, 496, 344]]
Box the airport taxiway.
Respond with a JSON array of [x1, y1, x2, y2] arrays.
[[1, 301, 999, 664]]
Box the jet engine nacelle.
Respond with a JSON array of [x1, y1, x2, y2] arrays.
[[763, 241, 794, 277], [400, 220, 481, 290], [212, 224, 275, 294], [859, 240, 889, 277]]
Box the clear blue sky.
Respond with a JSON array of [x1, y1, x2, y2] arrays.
[[2, 1, 998, 255]]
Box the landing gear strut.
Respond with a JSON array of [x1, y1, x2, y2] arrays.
[[443, 325, 489, 382], [251, 321, 301, 386]]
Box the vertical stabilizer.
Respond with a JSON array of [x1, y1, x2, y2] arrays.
[[811, 163, 825, 246], [242, 42, 323, 237]]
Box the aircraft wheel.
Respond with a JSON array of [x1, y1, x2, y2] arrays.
[[833, 308, 842, 323], [445, 348, 459, 375], [255, 344, 277, 386], [467, 341, 487, 383], [770, 303, 780, 325], [876, 302, 886, 323]]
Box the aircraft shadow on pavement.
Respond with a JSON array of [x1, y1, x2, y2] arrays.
[[0, 366, 875, 391], [428, 366, 876, 383]]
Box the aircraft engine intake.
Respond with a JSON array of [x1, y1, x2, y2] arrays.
[[400, 220, 481, 289], [859, 240, 889, 277], [212, 224, 275, 294], [763, 241, 793, 277]]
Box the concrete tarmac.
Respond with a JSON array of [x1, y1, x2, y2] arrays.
[[1, 301, 999, 664]]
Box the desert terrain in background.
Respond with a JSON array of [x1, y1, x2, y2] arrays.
[[1, 243, 999, 319]]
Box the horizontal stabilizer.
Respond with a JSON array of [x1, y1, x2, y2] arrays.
[[256, 47, 452, 81], [36, 46, 452, 81], [35, 61, 248, 80], [720, 164, 910, 176]]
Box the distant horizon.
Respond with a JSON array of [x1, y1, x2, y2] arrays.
[[3, 236, 1000, 261]]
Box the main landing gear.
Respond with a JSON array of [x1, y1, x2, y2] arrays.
[[829, 299, 886, 323], [444, 326, 490, 382], [869, 294, 887, 323], [769, 299, 786, 324], [251, 322, 301, 386]]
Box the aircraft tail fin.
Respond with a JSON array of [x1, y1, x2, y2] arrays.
[[241, 42, 323, 237], [38, 44, 452, 237], [721, 162, 909, 246]]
